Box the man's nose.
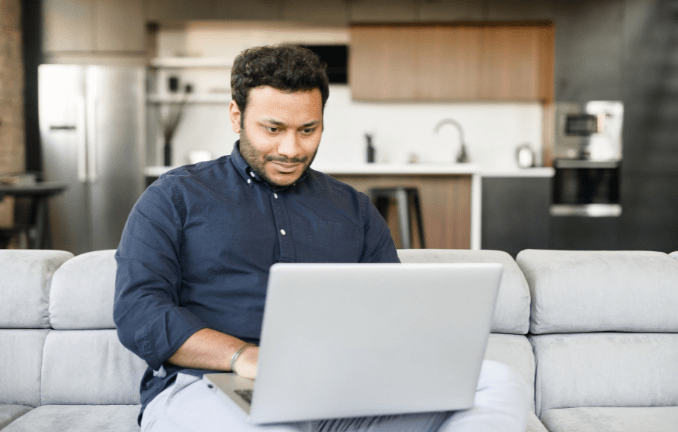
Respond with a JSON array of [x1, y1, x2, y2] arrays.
[[277, 131, 302, 159]]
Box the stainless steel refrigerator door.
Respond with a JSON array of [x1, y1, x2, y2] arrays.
[[86, 66, 145, 251], [39, 64, 93, 254]]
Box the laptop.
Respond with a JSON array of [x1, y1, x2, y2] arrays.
[[204, 262, 503, 424]]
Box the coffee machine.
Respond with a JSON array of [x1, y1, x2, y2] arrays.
[[551, 101, 624, 217]]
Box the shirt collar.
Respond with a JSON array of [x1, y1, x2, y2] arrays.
[[229, 140, 310, 190]]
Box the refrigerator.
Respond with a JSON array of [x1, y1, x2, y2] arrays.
[[38, 65, 145, 255]]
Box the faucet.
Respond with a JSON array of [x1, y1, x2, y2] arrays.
[[434, 118, 469, 163]]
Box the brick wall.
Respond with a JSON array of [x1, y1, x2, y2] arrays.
[[0, 0, 24, 228]]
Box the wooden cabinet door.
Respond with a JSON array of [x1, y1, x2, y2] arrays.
[[94, 0, 146, 52], [43, 0, 146, 53], [350, 26, 420, 100], [43, 0, 96, 52], [419, 26, 483, 100], [478, 25, 554, 100], [350, 23, 554, 102]]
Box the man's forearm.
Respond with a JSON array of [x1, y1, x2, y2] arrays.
[[167, 328, 259, 378]]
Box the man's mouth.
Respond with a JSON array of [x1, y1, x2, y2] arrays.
[[268, 156, 308, 172], [271, 160, 302, 173]]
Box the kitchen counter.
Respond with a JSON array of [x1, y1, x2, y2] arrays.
[[321, 166, 480, 250]]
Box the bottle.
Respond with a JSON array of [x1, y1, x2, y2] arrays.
[[366, 133, 375, 163]]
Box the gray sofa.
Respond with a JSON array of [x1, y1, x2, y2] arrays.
[[1, 248, 677, 431]]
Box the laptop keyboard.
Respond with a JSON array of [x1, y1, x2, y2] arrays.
[[235, 389, 253, 404]]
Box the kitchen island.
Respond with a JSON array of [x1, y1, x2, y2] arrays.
[[145, 163, 481, 250], [315, 163, 480, 250]]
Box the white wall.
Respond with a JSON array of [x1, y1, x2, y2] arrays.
[[318, 86, 543, 170]]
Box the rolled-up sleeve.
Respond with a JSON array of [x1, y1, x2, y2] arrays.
[[113, 177, 206, 371]]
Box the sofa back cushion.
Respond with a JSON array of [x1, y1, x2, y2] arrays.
[[49, 250, 118, 329], [0, 250, 73, 328], [531, 333, 678, 416], [517, 250, 678, 334], [397, 249, 531, 334]]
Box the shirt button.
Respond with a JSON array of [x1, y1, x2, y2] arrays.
[[249, 171, 255, 178], [247, 179, 252, 184], [274, 193, 278, 199], [280, 229, 286, 236]]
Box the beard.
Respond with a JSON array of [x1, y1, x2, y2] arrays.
[[238, 127, 318, 188]]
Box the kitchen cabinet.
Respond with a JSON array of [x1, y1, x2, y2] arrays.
[[481, 172, 552, 257], [350, 23, 554, 102], [42, 0, 95, 52], [43, 0, 146, 53]]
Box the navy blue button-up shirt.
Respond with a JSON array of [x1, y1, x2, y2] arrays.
[[114, 142, 399, 419]]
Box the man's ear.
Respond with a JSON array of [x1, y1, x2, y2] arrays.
[[229, 100, 242, 133]]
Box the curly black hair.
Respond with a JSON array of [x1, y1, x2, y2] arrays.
[[230, 44, 330, 124]]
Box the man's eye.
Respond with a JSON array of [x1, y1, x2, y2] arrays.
[[266, 126, 280, 133], [301, 128, 316, 135]]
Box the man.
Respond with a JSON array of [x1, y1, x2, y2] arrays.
[[114, 44, 529, 432]]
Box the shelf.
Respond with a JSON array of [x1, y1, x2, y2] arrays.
[[149, 57, 233, 68], [146, 93, 231, 104]]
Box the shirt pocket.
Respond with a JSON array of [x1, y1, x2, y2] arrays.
[[303, 220, 362, 263]]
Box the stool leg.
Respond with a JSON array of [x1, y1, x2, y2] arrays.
[[395, 188, 411, 249], [412, 192, 426, 248], [31, 198, 47, 249], [374, 196, 390, 221]]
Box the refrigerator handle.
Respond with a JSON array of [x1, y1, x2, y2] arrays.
[[87, 99, 99, 183], [76, 97, 88, 182]]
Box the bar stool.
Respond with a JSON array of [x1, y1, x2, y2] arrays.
[[370, 187, 426, 249]]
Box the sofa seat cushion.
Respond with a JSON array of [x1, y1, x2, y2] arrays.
[[0, 405, 32, 429], [2, 405, 140, 432], [527, 411, 549, 432], [540, 406, 678, 432]]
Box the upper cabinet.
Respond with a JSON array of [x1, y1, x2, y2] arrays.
[[43, 0, 146, 53], [350, 23, 554, 102]]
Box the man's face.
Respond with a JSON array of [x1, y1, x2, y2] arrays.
[[229, 86, 323, 188]]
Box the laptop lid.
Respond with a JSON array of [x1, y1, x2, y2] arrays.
[[234, 262, 503, 424]]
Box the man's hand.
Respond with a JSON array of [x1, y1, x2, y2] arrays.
[[233, 345, 259, 379]]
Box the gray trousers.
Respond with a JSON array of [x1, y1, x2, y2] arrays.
[[141, 360, 530, 432]]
